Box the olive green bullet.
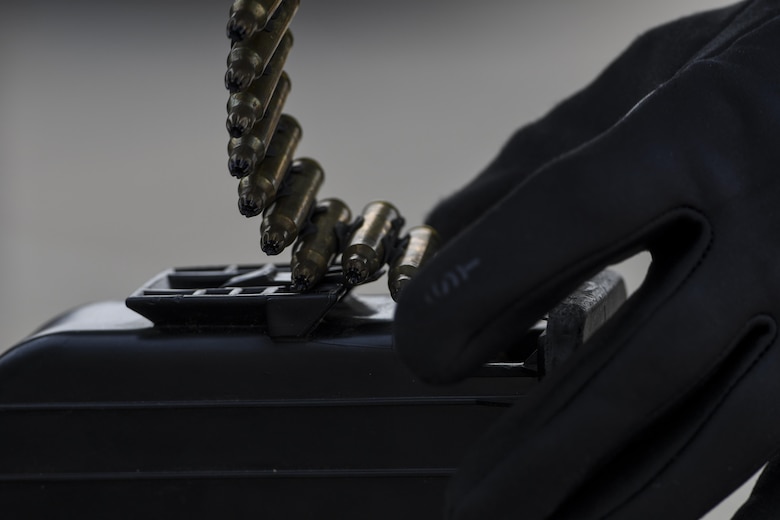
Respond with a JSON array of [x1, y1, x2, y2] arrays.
[[291, 199, 352, 292], [226, 33, 292, 138], [227, 73, 291, 178], [226, 0, 284, 43], [388, 225, 441, 301], [342, 201, 404, 286], [260, 158, 324, 255], [237, 114, 302, 217], [224, 0, 298, 93]]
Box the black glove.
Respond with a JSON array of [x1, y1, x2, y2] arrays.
[[394, 1, 780, 518]]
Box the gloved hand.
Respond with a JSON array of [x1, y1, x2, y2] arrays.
[[393, 1, 780, 518]]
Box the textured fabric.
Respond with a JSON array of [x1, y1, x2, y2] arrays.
[[393, 1, 780, 518]]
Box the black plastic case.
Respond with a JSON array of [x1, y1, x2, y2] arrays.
[[0, 264, 624, 519]]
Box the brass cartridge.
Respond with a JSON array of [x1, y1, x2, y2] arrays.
[[342, 201, 403, 286], [237, 115, 302, 217], [226, 0, 284, 43], [260, 158, 324, 255], [388, 225, 440, 301], [224, 0, 299, 93], [226, 33, 292, 138], [227, 73, 291, 178], [291, 199, 352, 291]]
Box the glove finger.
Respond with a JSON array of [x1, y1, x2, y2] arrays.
[[395, 93, 705, 384], [394, 2, 780, 384], [426, 1, 748, 242], [445, 269, 778, 519]]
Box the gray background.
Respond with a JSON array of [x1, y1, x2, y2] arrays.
[[0, 0, 756, 516]]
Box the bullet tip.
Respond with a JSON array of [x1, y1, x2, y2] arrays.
[[228, 156, 253, 178], [292, 261, 324, 292], [262, 230, 289, 255], [343, 255, 370, 286], [238, 198, 261, 217], [226, 12, 256, 43], [344, 268, 366, 286], [227, 25, 248, 44], [262, 240, 281, 255], [226, 114, 252, 138], [262, 228, 292, 255], [292, 275, 311, 292], [225, 68, 252, 93]]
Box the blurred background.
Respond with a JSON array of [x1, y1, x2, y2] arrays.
[[0, 0, 755, 517]]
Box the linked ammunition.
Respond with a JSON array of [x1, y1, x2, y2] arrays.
[[260, 158, 324, 255], [226, 33, 292, 138], [342, 201, 403, 286], [238, 114, 302, 217], [227, 73, 291, 178], [224, 0, 299, 93], [388, 226, 440, 301], [226, 0, 284, 43], [291, 199, 352, 292]]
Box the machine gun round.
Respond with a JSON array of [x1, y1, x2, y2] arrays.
[[260, 158, 324, 255], [224, 0, 299, 93]]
